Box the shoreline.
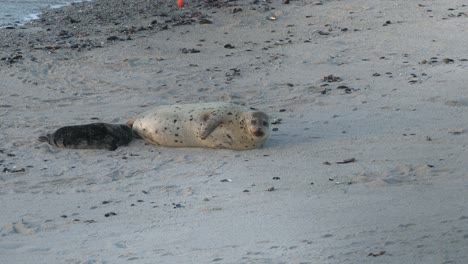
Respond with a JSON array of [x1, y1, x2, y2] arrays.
[[0, 0, 94, 28]]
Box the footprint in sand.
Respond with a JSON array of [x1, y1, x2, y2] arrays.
[[352, 163, 449, 187], [1, 220, 37, 236]]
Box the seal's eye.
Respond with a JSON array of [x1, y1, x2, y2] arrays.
[[250, 120, 257, 125]]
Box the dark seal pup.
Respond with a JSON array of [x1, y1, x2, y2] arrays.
[[38, 123, 133, 151]]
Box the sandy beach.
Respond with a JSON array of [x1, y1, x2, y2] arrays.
[[1, 0, 467, 263]]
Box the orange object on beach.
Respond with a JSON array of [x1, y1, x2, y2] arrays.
[[177, 0, 185, 7]]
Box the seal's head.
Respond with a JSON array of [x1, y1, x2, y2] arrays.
[[246, 111, 270, 138]]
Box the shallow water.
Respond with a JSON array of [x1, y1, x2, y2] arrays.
[[0, 0, 88, 27]]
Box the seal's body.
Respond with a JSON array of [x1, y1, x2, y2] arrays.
[[130, 102, 270, 150], [39, 123, 133, 151]]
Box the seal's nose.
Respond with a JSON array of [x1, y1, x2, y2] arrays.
[[253, 129, 265, 137]]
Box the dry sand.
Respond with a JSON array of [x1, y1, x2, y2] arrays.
[[1, 0, 467, 263]]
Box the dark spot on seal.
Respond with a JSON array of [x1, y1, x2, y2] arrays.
[[227, 112, 232, 115], [173, 119, 177, 123], [175, 134, 179, 137], [226, 134, 232, 139]]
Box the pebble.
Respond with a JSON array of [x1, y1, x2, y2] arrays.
[[181, 48, 200, 54], [337, 158, 356, 164], [271, 118, 282, 125], [443, 58, 454, 64], [2, 168, 25, 173], [173, 203, 183, 209], [368, 251, 386, 257], [323, 74, 342, 82], [224, 44, 235, 49], [199, 18, 213, 24], [106, 36, 121, 41]]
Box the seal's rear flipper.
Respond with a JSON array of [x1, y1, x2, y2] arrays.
[[126, 119, 135, 128], [127, 119, 142, 139], [38, 135, 50, 143]]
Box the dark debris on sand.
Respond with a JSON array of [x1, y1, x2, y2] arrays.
[[0, 0, 222, 64], [0, 0, 282, 65]]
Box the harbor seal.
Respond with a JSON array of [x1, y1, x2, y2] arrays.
[[38, 123, 133, 151], [129, 102, 270, 150]]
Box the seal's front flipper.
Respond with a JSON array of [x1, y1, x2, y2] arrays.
[[200, 113, 223, 139], [106, 143, 118, 151]]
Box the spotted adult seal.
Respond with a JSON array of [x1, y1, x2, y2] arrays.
[[38, 123, 133, 151], [129, 102, 270, 150]]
